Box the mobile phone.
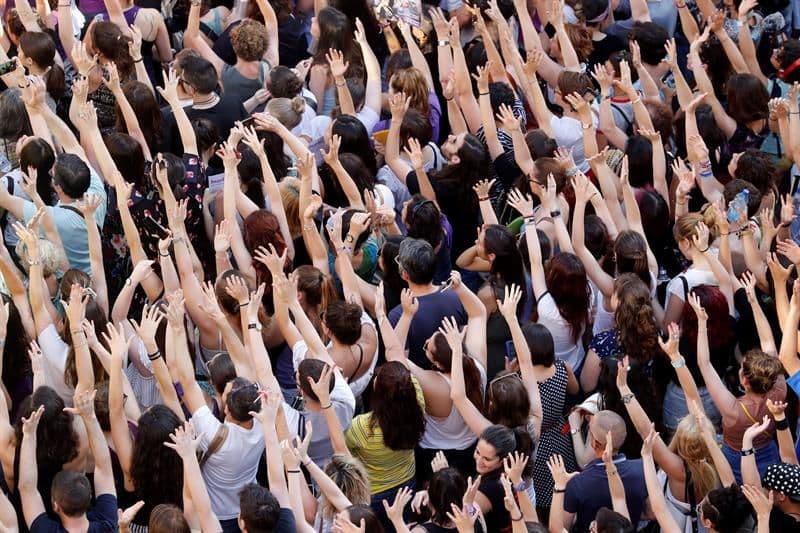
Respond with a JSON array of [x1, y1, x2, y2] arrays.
[[0, 60, 16, 76], [143, 214, 169, 239], [505, 340, 516, 361]]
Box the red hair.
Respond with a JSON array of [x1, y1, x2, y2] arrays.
[[243, 210, 289, 310]]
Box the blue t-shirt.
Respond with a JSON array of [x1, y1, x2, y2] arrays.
[[30, 493, 117, 533], [564, 456, 647, 533]]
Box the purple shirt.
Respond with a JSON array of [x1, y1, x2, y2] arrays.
[[373, 90, 442, 142]]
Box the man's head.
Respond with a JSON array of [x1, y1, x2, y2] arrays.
[[397, 238, 436, 286], [589, 410, 627, 458], [628, 22, 668, 66], [179, 55, 218, 96], [51, 471, 92, 518], [296, 359, 334, 409], [52, 153, 90, 201], [223, 377, 260, 423], [763, 463, 800, 511], [238, 483, 281, 533]]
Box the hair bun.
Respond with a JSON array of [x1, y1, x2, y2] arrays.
[[290, 95, 305, 115]]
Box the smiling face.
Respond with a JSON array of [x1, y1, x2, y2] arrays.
[[473, 438, 502, 474]]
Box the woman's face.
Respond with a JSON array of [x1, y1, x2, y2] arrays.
[[473, 438, 502, 474], [771, 46, 782, 70], [441, 133, 465, 162]]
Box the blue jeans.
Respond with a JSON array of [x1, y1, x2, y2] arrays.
[[722, 440, 779, 484], [370, 478, 416, 533], [662, 382, 722, 431]]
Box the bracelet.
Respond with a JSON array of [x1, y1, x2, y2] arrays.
[[621, 393, 635, 404], [565, 167, 579, 178], [70, 329, 84, 335], [553, 488, 566, 493], [671, 356, 686, 369], [338, 245, 353, 253], [287, 469, 302, 473], [159, 252, 170, 257], [550, 209, 562, 218], [478, 196, 489, 202], [606, 469, 618, 476], [525, 219, 537, 226], [302, 223, 316, 231], [302, 460, 312, 467], [511, 513, 524, 522], [445, 96, 454, 101], [240, 300, 250, 307], [132, 57, 143, 63], [699, 246, 710, 253], [676, 2, 686, 7], [581, 122, 592, 130], [720, 231, 729, 236], [438, 39, 449, 47], [740, 448, 755, 456], [27, 258, 41, 266], [631, 96, 642, 105], [148, 350, 162, 361], [675, 198, 687, 205], [321, 403, 332, 410], [479, 91, 490, 96], [335, 81, 346, 87], [775, 418, 790, 431]]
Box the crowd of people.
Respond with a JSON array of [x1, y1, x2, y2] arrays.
[[0, 0, 798, 530]]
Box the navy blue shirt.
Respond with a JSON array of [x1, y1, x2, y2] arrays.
[[564, 455, 647, 533], [30, 493, 117, 532]]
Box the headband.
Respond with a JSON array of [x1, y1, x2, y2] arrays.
[[587, 2, 611, 24], [779, 57, 800, 80]]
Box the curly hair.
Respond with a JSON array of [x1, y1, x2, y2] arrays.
[[702, 485, 753, 533], [369, 362, 425, 450], [131, 405, 184, 514], [231, 19, 269, 62], [614, 273, 659, 365], [742, 350, 784, 395], [16, 386, 79, 468]]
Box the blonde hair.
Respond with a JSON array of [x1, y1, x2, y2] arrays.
[[266, 96, 305, 130], [670, 414, 721, 499], [16, 238, 66, 278], [322, 455, 370, 520], [672, 213, 705, 244], [278, 177, 301, 238], [390, 68, 431, 118]]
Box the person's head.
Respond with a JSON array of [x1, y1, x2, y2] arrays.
[[644, 99, 673, 143], [525, 129, 558, 159], [545, 252, 590, 342], [521, 322, 555, 366], [440, 131, 486, 167], [402, 196, 442, 249], [370, 362, 425, 450], [17, 386, 79, 467], [335, 505, 385, 533], [223, 377, 261, 422], [312, 7, 355, 61], [207, 352, 237, 396], [396, 237, 436, 285], [556, 71, 594, 108], [277, 177, 301, 237], [321, 455, 370, 518], [588, 410, 627, 457], [425, 327, 484, 407], [474, 424, 534, 477], [530, 157, 565, 191], [556, 24, 592, 63], [390, 68, 430, 117], [5, 10, 26, 44], [428, 468, 467, 524], [399, 108, 433, 149], [681, 285, 736, 355], [669, 414, 721, 499], [295, 264, 337, 313], [0, 294, 30, 390], [591, 508, 634, 533], [105, 132, 148, 189], [88, 21, 132, 76], [774, 38, 800, 83], [131, 405, 183, 508], [385, 49, 412, 82], [628, 22, 668, 65], [192, 117, 219, 161], [486, 371, 531, 429], [762, 463, 800, 512], [723, 179, 761, 219], [639, 189, 671, 250], [479, 225, 527, 299], [51, 471, 92, 518], [243, 210, 288, 305], [18, 32, 65, 98], [624, 135, 654, 188], [673, 213, 705, 259], [733, 149, 777, 194], [488, 82, 516, 116], [0, 88, 32, 142], [149, 504, 191, 533], [267, 65, 304, 97], [378, 235, 406, 292], [18, 135, 55, 203], [739, 349, 783, 395], [699, 485, 753, 533], [297, 359, 335, 407], [238, 483, 281, 533], [266, 96, 306, 130], [322, 300, 362, 345], [117, 80, 162, 151], [581, 0, 610, 27], [179, 55, 218, 96], [612, 274, 659, 364], [328, 114, 376, 173], [612, 230, 650, 286], [231, 19, 269, 61], [52, 153, 90, 201], [726, 73, 769, 124]]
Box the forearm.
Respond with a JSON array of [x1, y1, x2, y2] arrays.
[[716, 32, 749, 74], [554, 26, 579, 70], [112, 87, 152, 160], [183, 455, 222, 532], [307, 460, 353, 510], [701, 430, 735, 486], [748, 295, 777, 356], [334, 76, 355, 116], [323, 406, 349, 456], [676, 4, 699, 41], [145, 341, 186, 420], [446, 99, 468, 136], [329, 162, 364, 208], [394, 313, 413, 350], [477, 197, 498, 225], [301, 220, 330, 275], [413, 167, 437, 204], [85, 221, 108, 317], [642, 454, 681, 533], [71, 329, 94, 395]]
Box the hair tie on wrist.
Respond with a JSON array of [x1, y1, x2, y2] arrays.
[[148, 350, 162, 361]]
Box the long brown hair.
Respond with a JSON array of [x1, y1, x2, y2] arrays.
[[544, 252, 590, 342], [369, 362, 425, 450], [613, 274, 659, 365]]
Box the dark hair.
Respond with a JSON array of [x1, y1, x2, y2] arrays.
[[105, 132, 148, 190], [723, 179, 761, 218], [344, 504, 385, 533], [53, 153, 90, 199], [93, 381, 111, 432], [624, 135, 654, 188], [486, 371, 531, 429], [583, 214, 613, 274], [681, 285, 736, 355], [380, 236, 407, 295], [595, 507, 634, 533], [239, 483, 281, 532], [327, 0, 384, 63], [430, 332, 484, 409], [237, 144, 265, 208], [207, 353, 237, 395], [484, 225, 527, 314], [385, 49, 412, 82], [428, 468, 466, 524], [525, 129, 558, 159], [91, 22, 133, 78], [192, 117, 219, 154], [614, 274, 660, 365], [628, 22, 667, 65], [702, 485, 753, 533], [226, 377, 261, 422], [0, 295, 31, 402], [399, 108, 433, 148], [51, 471, 92, 516], [16, 386, 79, 468], [479, 424, 534, 478], [117, 81, 162, 152], [150, 152, 187, 200], [776, 39, 800, 83], [614, 230, 651, 286], [19, 32, 65, 99], [734, 149, 777, 194], [180, 55, 218, 94], [63, 298, 108, 388], [518, 229, 551, 274], [131, 405, 184, 512], [369, 362, 425, 450], [398, 238, 437, 284], [434, 134, 488, 220], [544, 253, 590, 342], [324, 300, 362, 345], [296, 265, 339, 336], [488, 82, 516, 115], [332, 115, 376, 174], [522, 323, 555, 366], [726, 73, 769, 124], [581, 0, 610, 25], [19, 137, 56, 204], [312, 7, 361, 75], [404, 195, 443, 250], [298, 359, 335, 402], [267, 65, 303, 97], [0, 88, 32, 140], [338, 153, 375, 192]]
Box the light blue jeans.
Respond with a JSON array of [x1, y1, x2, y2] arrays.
[[662, 382, 722, 431]]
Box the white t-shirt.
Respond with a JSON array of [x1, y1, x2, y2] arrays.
[[666, 267, 719, 303], [192, 405, 265, 520], [307, 107, 381, 145], [549, 114, 598, 173], [38, 324, 73, 405], [537, 291, 588, 372]]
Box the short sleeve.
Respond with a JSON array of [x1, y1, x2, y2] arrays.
[[191, 405, 222, 449], [563, 477, 581, 513], [274, 508, 297, 532], [357, 107, 380, 133], [291, 340, 309, 372], [86, 493, 118, 525], [29, 513, 62, 533]]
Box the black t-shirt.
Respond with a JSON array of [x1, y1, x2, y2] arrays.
[[161, 96, 247, 156], [30, 494, 118, 533], [587, 34, 627, 70], [770, 508, 800, 533]]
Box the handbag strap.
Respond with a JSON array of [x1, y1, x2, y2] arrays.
[[198, 423, 229, 468]]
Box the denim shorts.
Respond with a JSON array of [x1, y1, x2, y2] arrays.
[[662, 382, 722, 431]]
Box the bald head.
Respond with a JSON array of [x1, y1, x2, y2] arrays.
[[590, 410, 627, 453]]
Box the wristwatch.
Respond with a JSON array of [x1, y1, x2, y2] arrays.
[[248, 322, 262, 332]]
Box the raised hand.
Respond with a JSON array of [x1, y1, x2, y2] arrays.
[[273, 272, 298, 306], [389, 92, 410, 121], [22, 405, 44, 435], [382, 486, 412, 527], [431, 450, 450, 473], [117, 501, 145, 531], [766, 399, 788, 419], [64, 388, 97, 419], [473, 179, 496, 201], [403, 138, 425, 171], [547, 454, 578, 489], [742, 485, 773, 520], [496, 103, 522, 133], [658, 322, 681, 359], [400, 288, 418, 316], [214, 220, 232, 254], [62, 283, 89, 326], [249, 388, 280, 425], [224, 276, 251, 307], [77, 193, 104, 219], [321, 134, 341, 167], [768, 252, 795, 285], [128, 304, 165, 345], [307, 362, 334, 407], [743, 415, 771, 445], [507, 188, 534, 218], [163, 421, 202, 459], [127, 25, 143, 60], [102, 322, 132, 357], [687, 292, 708, 321], [446, 503, 479, 532], [616, 356, 630, 390], [739, 271, 758, 302], [692, 222, 710, 252], [438, 316, 465, 352], [473, 61, 492, 94], [641, 425, 658, 456], [102, 62, 122, 94], [503, 451, 529, 485], [496, 283, 522, 321], [591, 63, 613, 96], [326, 48, 349, 79], [165, 290, 186, 328], [253, 244, 288, 277], [157, 68, 182, 107], [130, 259, 155, 286]]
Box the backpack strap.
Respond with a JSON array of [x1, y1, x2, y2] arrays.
[[198, 423, 229, 468], [58, 204, 101, 232], [679, 275, 689, 302], [610, 102, 634, 135]]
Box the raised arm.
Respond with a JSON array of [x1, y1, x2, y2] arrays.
[[741, 272, 777, 356], [69, 389, 116, 497], [641, 429, 682, 533], [449, 20, 480, 133], [103, 62, 151, 159], [321, 135, 365, 209], [106, 323, 135, 491], [62, 285, 93, 395], [601, 431, 630, 520], [507, 189, 546, 299], [251, 391, 292, 509], [779, 280, 800, 376], [446, 316, 492, 436], [158, 69, 198, 156], [710, 9, 749, 74], [476, 63, 505, 161], [18, 406, 45, 529], [768, 399, 798, 464], [183, 0, 225, 79], [690, 28, 737, 139], [165, 291, 206, 415], [354, 18, 381, 116], [13, 223, 52, 335], [308, 364, 350, 457], [78, 194, 109, 318], [385, 93, 413, 182], [571, 172, 614, 297]]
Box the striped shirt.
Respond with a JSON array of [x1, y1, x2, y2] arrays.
[[345, 377, 425, 494]]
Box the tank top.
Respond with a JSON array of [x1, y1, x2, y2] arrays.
[[221, 61, 270, 102]]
